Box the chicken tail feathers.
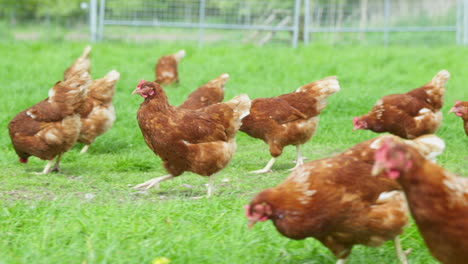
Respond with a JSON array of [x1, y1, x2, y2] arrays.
[[104, 70, 121, 83], [173, 49, 186, 63], [317, 76, 340, 95], [296, 76, 340, 97], [403, 134, 445, 163], [227, 94, 251, 120], [209, 73, 230, 89], [64, 46, 92, 80], [431, 70, 450, 90], [81, 45, 92, 60]]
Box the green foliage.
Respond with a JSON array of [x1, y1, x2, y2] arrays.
[[0, 41, 466, 263]]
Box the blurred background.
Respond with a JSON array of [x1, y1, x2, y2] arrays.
[[0, 0, 465, 46]]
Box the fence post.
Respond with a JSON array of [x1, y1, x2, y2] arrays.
[[291, 0, 301, 48], [98, 0, 105, 41], [89, 0, 97, 43], [456, 0, 462, 44], [383, 0, 390, 46], [464, 0, 468, 45], [304, 0, 310, 44], [198, 0, 206, 47]]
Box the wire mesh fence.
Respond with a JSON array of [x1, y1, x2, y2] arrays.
[[95, 0, 301, 46], [304, 0, 461, 46], [1, 0, 468, 46]]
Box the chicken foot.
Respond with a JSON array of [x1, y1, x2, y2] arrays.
[[336, 259, 346, 264], [249, 157, 276, 174], [288, 145, 306, 171], [207, 174, 215, 198], [80, 144, 90, 154], [50, 154, 62, 172], [133, 174, 174, 190], [394, 236, 410, 264], [33, 154, 62, 175]]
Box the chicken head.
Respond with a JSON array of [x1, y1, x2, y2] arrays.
[[245, 203, 272, 229], [353, 116, 368, 130], [449, 100, 467, 117], [133, 80, 156, 98], [372, 138, 413, 180]]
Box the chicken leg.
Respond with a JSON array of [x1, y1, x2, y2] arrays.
[[80, 144, 90, 154], [207, 174, 215, 198], [288, 145, 306, 171], [249, 157, 276, 174], [35, 160, 54, 175], [51, 154, 62, 172], [133, 174, 174, 190], [336, 259, 346, 264], [394, 236, 409, 264], [33, 154, 62, 175]]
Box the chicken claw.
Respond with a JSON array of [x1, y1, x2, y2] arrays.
[[249, 157, 276, 174], [133, 174, 174, 190]]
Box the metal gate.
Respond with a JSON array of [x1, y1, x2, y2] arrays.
[[89, 0, 302, 47]]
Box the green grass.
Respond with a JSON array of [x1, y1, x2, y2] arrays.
[[0, 41, 467, 264]]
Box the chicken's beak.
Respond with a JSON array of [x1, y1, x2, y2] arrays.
[[132, 88, 140, 95], [448, 107, 456, 114], [371, 162, 385, 176]]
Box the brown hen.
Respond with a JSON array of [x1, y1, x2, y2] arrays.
[[132, 80, 250, 197], [155, 50, 185, 85], [240, 76, 340, 173], [373, 137, 468, 264], [246, 157, 408, 264], [354, 70, 449, 139], [78, 70, 120, 153], [8, 72, 90, 174]]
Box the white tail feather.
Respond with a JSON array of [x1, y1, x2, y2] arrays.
[[431, 70, 450, 88], [220, 73, 229, 80], [105, 70, 120, 82], [81, 45, 92, 59], [174, 49, 186, 62]]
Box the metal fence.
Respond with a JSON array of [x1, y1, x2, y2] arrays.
[[89, 0, 468, 46], [303, 0, 464, 46], [1, 0, 468, 46], [90, 0, 302, 46]]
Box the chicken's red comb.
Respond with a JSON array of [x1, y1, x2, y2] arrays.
[[353, 117, 359, 126], [136, 79, 146, 88], [454, 100, 461, 106]]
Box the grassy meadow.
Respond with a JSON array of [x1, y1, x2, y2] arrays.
[[0, 42, 467, 264]]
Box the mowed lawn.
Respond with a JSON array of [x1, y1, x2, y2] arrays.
[[0, 42, 467, 264]]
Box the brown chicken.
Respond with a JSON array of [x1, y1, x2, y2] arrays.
[[179, 73, 229, 110], [132, 80, 250, 197], [246, 157, 408, 264], [372, 137, 468, 264], [8, 72, 90, 174], [449, 100, 468, 135], [63, 45, 91, 81], [240, 76, 340, 173], [77, 70, 120, 154], [246, 134, 446, 264], [353, 70, 449, 139], [155, 50, 185, 85]]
